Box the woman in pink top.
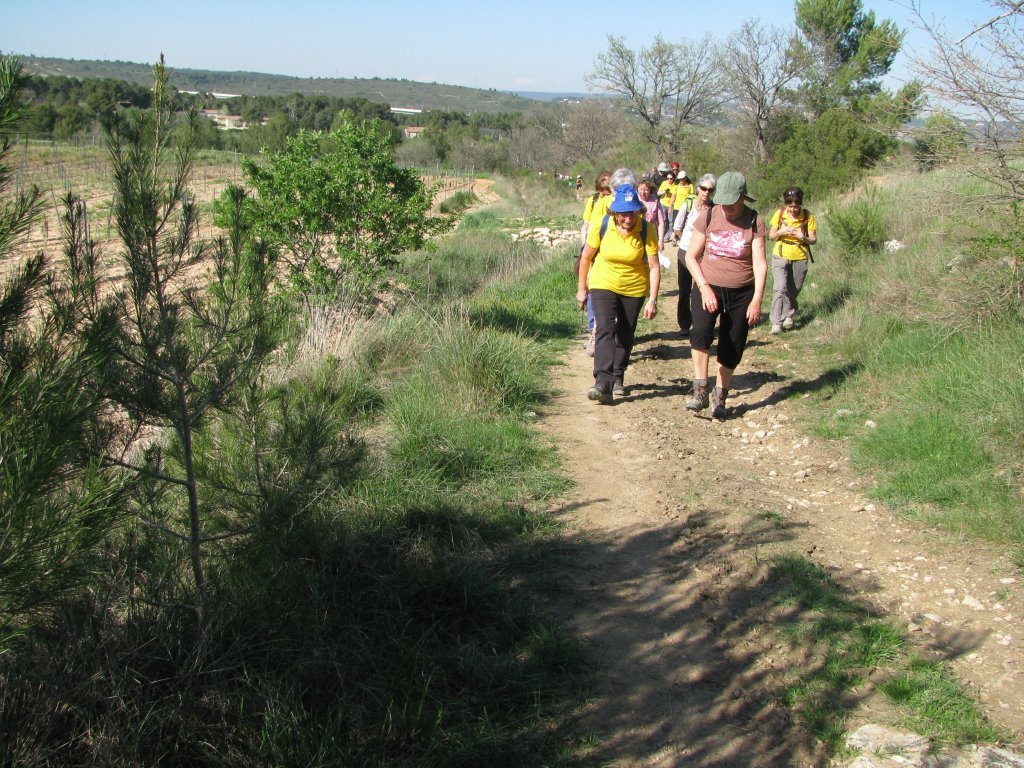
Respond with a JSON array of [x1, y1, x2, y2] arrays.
[[637, 176, 666, 259], [682, 171, 767, 420]]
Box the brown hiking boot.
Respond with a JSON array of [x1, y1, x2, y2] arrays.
[[685, 379, 709, 411], [711, 386, 729, 420]]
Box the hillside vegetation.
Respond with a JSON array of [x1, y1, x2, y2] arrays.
[[13, 53, 535, 112], [785, 166, 1024, 562], [3, 2, 1024, 759]]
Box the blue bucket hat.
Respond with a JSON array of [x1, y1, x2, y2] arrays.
[[608, 183, 644, 213]]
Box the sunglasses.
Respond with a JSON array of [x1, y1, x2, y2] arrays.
[[698, 186, 714, 192]]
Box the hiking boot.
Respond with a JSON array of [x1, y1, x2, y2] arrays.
[[711, 386, 729, 420], [587, 385, 613, 405], [584, 331, 596, 357], [612, 379, 626, 397], [770, 323, 783, 334], [782, 315, 795, 330], [684, 378, 709, 411]]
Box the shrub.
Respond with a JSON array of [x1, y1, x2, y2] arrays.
[[438, 188, 477, 214], [826, 190, 889, 257], [757, 109, 893, 203]]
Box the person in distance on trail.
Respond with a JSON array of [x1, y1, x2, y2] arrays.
[[577, 181, 661, 404], [767, 186, 817, 334], [674, 168, 694, 201], [578, 170, 613, 355], [672, 172, 715, 338], [682, 171, 767, 420], [657, 168, 678, 248], [637, 175, 667, 265]]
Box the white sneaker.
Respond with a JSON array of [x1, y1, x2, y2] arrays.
[[782, 316, 795, 329], [770, 324, 783, 334]]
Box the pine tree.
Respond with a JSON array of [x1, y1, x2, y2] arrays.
[[0, 56, 125, 648], [65, 56, 283, 641]]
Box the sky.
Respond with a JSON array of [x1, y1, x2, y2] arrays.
[[0, 0, 998, 94]]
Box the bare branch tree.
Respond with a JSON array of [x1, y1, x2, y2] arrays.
[[587, 34, 727, 156], [559, 100, 629, 164], [724, 19, 802, 164], [909, 0, 1024, 203]]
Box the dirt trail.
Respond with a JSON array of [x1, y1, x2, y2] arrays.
[[536, 289, 1023, 766]]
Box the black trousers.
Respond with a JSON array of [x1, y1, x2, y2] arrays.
[[590, 289, 645, 391], [676, 247, 693, 332]]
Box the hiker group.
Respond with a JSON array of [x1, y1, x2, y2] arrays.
[[576, 164, 817, 417]]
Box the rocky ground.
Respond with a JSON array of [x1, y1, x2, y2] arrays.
[[535, 287, 1023, 767]]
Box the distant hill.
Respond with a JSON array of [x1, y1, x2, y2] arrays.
[[10, 54, 541, 114]]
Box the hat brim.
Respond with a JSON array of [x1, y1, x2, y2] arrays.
[[608, 200, 644, 213], [713, 191, 755, 206]]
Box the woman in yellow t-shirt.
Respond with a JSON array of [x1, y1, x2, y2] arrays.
[[672, 170, 695, 205], [767, 186, 817, 333], [576, 170, 613, 351], [576, 182, 661, 403]]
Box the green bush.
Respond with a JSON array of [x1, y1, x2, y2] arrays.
[[438, 188, 477, 214], [757, 109, 893, 203], [826, 190, 889, 257]]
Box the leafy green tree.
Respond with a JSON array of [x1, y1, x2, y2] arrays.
[[241, 121, 454, 302], [17, 103, 57, 137], [757, 107, 892, 202], [790, 0, 913, 117], [913, 111, 968, 170], [0, 56, 125, 649], [53, 104, 94, 140]]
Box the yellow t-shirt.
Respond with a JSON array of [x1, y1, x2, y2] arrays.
[[582, 192, 611, 225], [770, 208, 817, 261], [586, 215, 659, 297], [672, 183, 695, 208], [586, 193, 613, 230], [657, 179, 675, 204]]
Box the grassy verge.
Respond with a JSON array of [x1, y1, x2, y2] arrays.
[[0, 197, 588, 765], [761, 167, 1024, 566], [768, 554, 1008, 754]]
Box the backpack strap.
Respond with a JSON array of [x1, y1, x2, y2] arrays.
[[677, 195, 698, 232], [800, 208, 813, 262]]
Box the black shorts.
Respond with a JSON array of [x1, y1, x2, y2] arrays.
[[689, 282, 755, 370]]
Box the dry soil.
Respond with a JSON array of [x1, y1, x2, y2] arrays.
[[536, 287, 1023, 767]]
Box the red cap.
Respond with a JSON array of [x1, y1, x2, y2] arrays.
[[670, 161, 680, 170]]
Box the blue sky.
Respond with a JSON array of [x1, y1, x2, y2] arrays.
[[1, 0, 994, 94]]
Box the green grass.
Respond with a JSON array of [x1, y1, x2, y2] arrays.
[[769, 169, 1024, 565], [768, 554, 1007, 753], [880, 658, 1007, 743], [0, 193, 588, 766], [438, 189, 477, 214]]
